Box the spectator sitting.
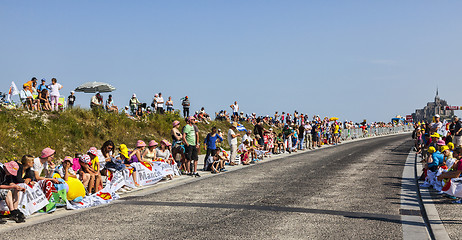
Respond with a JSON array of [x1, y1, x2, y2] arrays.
[[156, 140, 174, 180], [90, 92, 104, 109], [117, 144, 141, 187], [106, 94, 118, 112], [10, 155, 36, 185], [87, 147, 103, 193], [38, 88, 52, 111], [78, 155, 96, 195], [0, 161, 26, 223], [54, 156, 86, 201], [238, 140, 252, 165], [20, 84, 39, 111], [142, 140, 158, 163], [32, 148, 60, 184], [129, 140, 146, 163]]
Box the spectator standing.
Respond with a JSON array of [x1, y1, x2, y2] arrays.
[[37, 78, 47, 93], [454, 116, 462, 147], [431, 114, 443, 134], [254, 118, 266, 146], [23, 77, 37, 93], [151, 94, 158, 113], [166, 96, 174, 113], [129, 94, 140, 114], [182, 96, 190, 117], [305, 122, 313, 149], [228, 122, 240, 165], [182, 116, 200, 177], [48, 78, 63, 111], [230, 101, 239, 122], [203, 127, 223, 170], [298, 124, 305, 150], [67, 91, 76, 109], [156, 92, 164, 114]]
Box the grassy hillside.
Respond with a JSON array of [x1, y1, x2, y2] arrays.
[[0, 108, 256, 162]]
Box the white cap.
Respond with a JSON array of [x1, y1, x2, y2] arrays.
[[71, 91, 75, 94], [132, 94, 136, 98], [435, 114, 440, 118]]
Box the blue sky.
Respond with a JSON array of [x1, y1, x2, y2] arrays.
[[1, 1, 461, 122]]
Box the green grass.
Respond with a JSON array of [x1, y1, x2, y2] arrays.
[[0, 108, 258, 162]]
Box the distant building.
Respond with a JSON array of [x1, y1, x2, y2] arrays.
[[412, 89, 454, 122]]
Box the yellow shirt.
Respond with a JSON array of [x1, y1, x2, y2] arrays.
[[91, 156, 99, 171], [334, 125, 339, 134]]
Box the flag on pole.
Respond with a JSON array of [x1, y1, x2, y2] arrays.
[[236, 123, 247, 132], [7, 81, 19, 102]]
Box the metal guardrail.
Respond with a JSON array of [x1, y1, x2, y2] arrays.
[[338, 125, 412, 141]]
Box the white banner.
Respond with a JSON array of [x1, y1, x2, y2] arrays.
[[18, 183, 50, 216], [442, 178, 462, 198], [132, 162, 164, 186]]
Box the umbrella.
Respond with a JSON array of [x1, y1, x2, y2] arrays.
[[329, 117, 339, 121], [74, 82, 116, 93]]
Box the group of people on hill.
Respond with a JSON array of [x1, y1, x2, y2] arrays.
[[416, 114, 462, 203], [19, 77, 65, 111]]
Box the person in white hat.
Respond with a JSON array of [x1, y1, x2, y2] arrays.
[[67, 91, 76, 109], [129, 93, 140, 114], [431, 114, 443, 134]]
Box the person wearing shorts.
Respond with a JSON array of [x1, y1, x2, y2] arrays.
[[183, 116, 200, 177]]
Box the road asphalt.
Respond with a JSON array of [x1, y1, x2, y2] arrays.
[[3, 134, 414, 240]]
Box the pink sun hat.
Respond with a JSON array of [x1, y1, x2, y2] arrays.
[[4, 161, 19, 176], [437, 140, 446, 146], [87, 147, 98, 156], [136, 140, 146, 148], [172, 120, 180, 127], [41, 147, 56, 158], [161, 140, 172, 147], [149, 140, 158, 147]]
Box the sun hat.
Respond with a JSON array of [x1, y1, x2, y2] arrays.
[[430, 133, 440, 138], [232, 122, 238, 128], [118, 144, 129, 158], [4, 161, 19, 176], [440, 145, 450, 152], [435, 114, 440, 118], [437, 140, 446, 146], [132, 94, 136, 98], [161, 140, 172, 146], [189, 116, 196, 121], [87, 147, 98, 156], [71, 91, 75, 94], [63, 156, 73, 166], [41, 147, 56, 158], [136, 140, 146, 148], [428, 146, 436, 153], [185, 96, 188, 98], [80, 154, 91, 164], [172, 120, 180, 127], [148, 140, 158, 147], [448, 142, 455, 150]]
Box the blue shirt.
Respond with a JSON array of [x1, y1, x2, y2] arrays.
[[204, 133, 223, 150], [429, 151, 444, 168]]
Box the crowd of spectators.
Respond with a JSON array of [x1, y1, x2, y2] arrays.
[[416, 114, 462, 203], [19, 77, 65, 111]]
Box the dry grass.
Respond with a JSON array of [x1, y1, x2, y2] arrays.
[[0, 108, 257, 162]]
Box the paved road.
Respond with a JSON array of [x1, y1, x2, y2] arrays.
[[6, 134, 414, 240]]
